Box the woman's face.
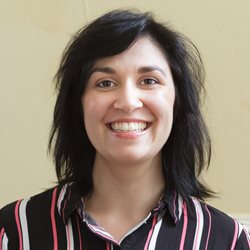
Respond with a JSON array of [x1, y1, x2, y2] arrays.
[[82, 37, 175, 165]]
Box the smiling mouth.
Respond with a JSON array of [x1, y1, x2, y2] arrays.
[[107, 122, 150, 132]]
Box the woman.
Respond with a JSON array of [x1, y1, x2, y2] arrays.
[[0, 10, 249, 250]]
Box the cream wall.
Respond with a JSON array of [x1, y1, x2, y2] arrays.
[[0, 0, 249, 216]]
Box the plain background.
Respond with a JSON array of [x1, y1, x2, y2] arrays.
[[0, 0, 249, 217]]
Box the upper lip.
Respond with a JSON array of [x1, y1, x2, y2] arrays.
[[107, 119, 151, 124]]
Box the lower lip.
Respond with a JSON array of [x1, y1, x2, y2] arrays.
[[110, 129, 147, 139]]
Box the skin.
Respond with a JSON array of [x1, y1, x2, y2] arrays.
[[81, 36, 175, 242]]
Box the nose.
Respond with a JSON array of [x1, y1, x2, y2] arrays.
[[113, 83, 143, 113]]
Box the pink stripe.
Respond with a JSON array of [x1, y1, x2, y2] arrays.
[[173, 191, 177, 223], [106, 242, 111, 250], [179, 202, 188, 250], [76, 216, 82, 250], [51, 188, 58, 250], [144, 214, 157, 250], [15, 200, 23, 250], [0, 228, 5, 250], [230, 219, 239, 250], [204, 205, 211, 250]]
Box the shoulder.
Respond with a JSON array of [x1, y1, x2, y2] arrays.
[[0, 186, 62, 246], [186, 197, 250, 249], [0, 186, 69, 249], [0, 186, 58, 219]]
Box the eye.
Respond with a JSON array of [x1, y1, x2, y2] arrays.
[[97, 80, 116, 88], [141, 78, 159, 85]]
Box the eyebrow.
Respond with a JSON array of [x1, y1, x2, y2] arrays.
[[90, 67, 116, 75], [90, 65, 167, 77], [138, 66, 166, 77]]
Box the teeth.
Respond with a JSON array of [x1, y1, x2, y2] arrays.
[[110, 122, 147, 132]]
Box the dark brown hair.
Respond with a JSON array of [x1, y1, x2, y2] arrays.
[[49, 9, 213, 201]]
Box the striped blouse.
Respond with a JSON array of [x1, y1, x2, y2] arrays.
[[0, 184, 249, 250]]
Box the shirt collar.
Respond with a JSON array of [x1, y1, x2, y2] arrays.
[[57, 183, 83, 224], [163, 190, 183, 224], [57, 183, 183, 225]]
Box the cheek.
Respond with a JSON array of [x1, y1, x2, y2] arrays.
[[82, 94, 97, 136], [83, 96, 96, 117], [146, 89, 175, 121], [82, 93, 110, 126], [82, 95, 101, 148]]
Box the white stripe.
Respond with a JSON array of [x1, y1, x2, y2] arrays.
[[148, 217, 163, 250], [2, 232, 8, 250], [192, 199, 204, 250], [238, 221, 244, 238], [57, 184, 68, 213], [88, 224, 113, 238], [178, 194, 183, 220], [19, 199, 30, 250], [87, 224, 116, 242], [230, 214, 250, 232], [66, 218, 74, 250], [110, 244, 114, 250]]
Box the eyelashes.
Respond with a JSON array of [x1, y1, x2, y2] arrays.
[[96, 80, 116, 88], [96, 78, 160, 89], [141, 78, 159, 85]]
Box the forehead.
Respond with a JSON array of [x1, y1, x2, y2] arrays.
[[92, 36, 170, 70]]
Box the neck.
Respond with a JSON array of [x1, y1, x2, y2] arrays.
[[85, 153, 165, 221]]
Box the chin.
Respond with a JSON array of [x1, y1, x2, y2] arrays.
[[109, 150, 155, 165]]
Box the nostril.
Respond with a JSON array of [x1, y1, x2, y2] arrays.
[[113, 99, 143, 112], [136, 100, 143, 108]]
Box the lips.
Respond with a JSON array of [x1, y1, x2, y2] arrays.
[[108, 121, 150, 132]]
